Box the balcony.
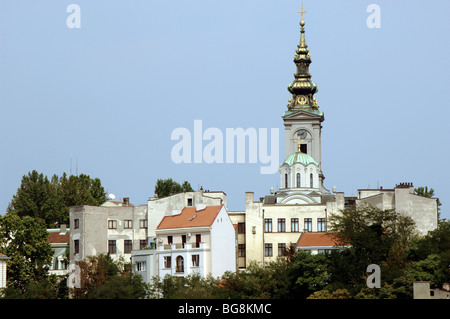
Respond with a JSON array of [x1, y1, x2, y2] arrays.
[[160, 242, 207, 251]]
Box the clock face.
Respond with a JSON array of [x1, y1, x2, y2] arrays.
[[298, 130, 307, 139]]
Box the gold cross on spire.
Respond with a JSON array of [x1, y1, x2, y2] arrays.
[[298, 5, 307, 21], [295, 135, 304, 152]]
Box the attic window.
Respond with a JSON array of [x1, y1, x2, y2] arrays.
[[189, 214, 197, 221]]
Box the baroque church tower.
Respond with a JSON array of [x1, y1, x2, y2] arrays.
[[277, 7, 331, 204]]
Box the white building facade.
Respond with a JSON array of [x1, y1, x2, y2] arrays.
[[0, 253, 9, 289]]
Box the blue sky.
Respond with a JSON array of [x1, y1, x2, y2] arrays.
[[1, 0, 449, 220]]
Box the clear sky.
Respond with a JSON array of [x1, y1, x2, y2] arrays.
[[1, 1, 449, 220]]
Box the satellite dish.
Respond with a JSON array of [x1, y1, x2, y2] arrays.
[[108, 193, 116, 200]]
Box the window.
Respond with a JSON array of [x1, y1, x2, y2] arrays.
[[291, 218, 299, 232], [265, 243, 273, 257], [124, 240, 132, 253], [140, 240, 147, 250], [136, 261, 146, 272], [278, 218, 286, 232], [296, 173, 301, 188], [285, 174, 288, 188], [182, 235, 187, 247], [195, 234, 201, 248], [300, 144, 307, 154], [238, 222, 245, 234], [108, 220, 117, 229], [264, 219, 272, 233], [124, 220, 132, 229], [74, 240, 79, 254], [318, 218, 326, 232], [187, 198, 193, 206], [164, 256, 172, 268], [304, 218, 312, 232], [310, 173, 313, 188], [108, 240, 117, 254], [278, 243, 287, 257], [192, 255, 200, 267], [139, 219, 148, 229], [168, 236, 173, 245], [238, 244, 246, 257], [176, 256, 184, 273], [74, 219, 79, 229]]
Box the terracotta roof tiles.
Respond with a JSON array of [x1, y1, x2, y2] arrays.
[[157, 205, 223, 230], [297, 232, 342, 247]]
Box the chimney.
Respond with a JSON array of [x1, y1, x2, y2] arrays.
[[123, 197, 130, 207], [59, 224, 67, 235]]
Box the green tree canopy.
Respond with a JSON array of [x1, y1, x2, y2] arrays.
[[7, 170, 107, 227], [154, 178, 194, 198], [72, 254, 149, 299], [0, 214, 54, 292]]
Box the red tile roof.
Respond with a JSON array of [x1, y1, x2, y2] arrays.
[[47, 231, 70, 244], [297, 232, 342, 247], [157, 205, 223, 229]]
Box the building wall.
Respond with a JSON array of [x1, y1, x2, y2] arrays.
[[131, 249, 157, 283], [394, 187, 438, 236], [357, 186, 438, 236], [228, 211, 245, 268], [69, 204, 148, 263], [0, 258, 7, 289], [210, 206, 237, 277], [241, 192, 339, 265], [147, 191, 226, 238]]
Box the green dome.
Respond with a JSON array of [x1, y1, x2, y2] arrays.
[[281, 152, 318, 167]]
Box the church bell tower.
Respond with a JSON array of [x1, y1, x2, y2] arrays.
[[278, 6, 330, 204]]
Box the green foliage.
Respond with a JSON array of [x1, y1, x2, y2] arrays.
[[72, 254, 149, 299], [288, 251, 330, 298], [149, 273, 223, 299], [154, 178, 194, 198], [307, 289, 351, 299], [0, 214, 54, 292], [329, 205, 417, 265], [7, 170, 107, 227]]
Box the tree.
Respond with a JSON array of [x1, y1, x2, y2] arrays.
[[7, 170, 107, 227], [72, 254, 149, 299], [149, 273, 222, 299], [0, 214, 53, 292], [307, 289, 351, 299], [154, 178, 194, 198], [408, 219, 450, 284], [329, 205, 417, 267], [288, 251, 330, 299], [327, 205, 417, 293]]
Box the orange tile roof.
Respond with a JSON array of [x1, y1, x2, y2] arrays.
[[297, 232, 342, 247], [47, 231, 70, 244], [157, 205, 223, 229]]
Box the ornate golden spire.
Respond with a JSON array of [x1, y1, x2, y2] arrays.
[[286, 4, 318, 111], [298, 5, 307, 28]]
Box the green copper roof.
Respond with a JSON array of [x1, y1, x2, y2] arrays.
[[281, 152, 318, 167]]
